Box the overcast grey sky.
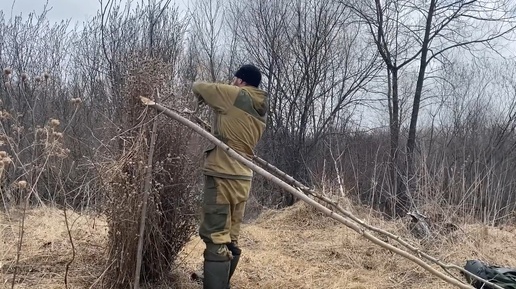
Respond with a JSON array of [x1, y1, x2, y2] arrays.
[[0, 0, 189, 25], [0, 0, 101, 24]]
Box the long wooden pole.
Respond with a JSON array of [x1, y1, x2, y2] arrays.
[[134, 92, 160, 289], [140, 96, 492, 289]]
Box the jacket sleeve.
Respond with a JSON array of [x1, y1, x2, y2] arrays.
[[192, 81, 237, 113]]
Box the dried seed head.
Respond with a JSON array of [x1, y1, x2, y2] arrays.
[[53, 132, 63, 139], [4, 81, 11, 88], [0, 111, 10, 120], [71, 97, 82, 104], [35, 76, 41, 82], [36, 127, 46, 135], [21, 73, 28, 81], [56, 148, 70, 158], [50, 118, 60, 127], [0, 151, 6, 158], [2, 156, 12, 165], [17, 180, 28, 189], [44, 72, 50, 80], [3, 67, 11, 75]]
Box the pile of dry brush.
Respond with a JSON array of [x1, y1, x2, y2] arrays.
[[98, 54, 203, 288]]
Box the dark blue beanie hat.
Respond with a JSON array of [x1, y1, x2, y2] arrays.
[[234, 64, 262, 87]]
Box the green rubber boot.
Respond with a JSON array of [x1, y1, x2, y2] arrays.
[[226, 242, 241, 289], [203, 248, 230, 289], [226, 254, 240, 289]]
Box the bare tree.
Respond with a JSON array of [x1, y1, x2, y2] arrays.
[[188, 0, 238, 82], [226, 0, 379, 207], [347, 0, 516, 217]]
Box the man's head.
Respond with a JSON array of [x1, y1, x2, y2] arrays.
[[233, 64, 262, 87]]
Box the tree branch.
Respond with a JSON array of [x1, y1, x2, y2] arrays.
[[427, 26, 516, 63]]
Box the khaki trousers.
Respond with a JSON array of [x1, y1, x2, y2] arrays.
[[199, 175, 251, 258]]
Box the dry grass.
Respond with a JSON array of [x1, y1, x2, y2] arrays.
[[0, 208, 107, 288], [2, 203, 516, 289]]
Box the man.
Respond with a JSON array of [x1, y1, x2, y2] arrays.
[[192, 64, 267, 289]]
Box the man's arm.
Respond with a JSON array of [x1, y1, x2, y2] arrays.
[[192, 81, 238, 113]]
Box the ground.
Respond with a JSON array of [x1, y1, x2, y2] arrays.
[[1, 203, 516, 288]]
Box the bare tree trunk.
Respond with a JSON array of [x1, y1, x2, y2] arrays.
[[406, 0, 436, 194], [388, 68, 403, 215]]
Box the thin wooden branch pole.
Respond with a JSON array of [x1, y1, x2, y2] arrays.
[[252, 157, 502, 289], [165, 100, 495, 287], [140, 96, 474, 289], [163, 101, 500, 288], [178, 107, 501, 287], [134, 92, 160, 289]]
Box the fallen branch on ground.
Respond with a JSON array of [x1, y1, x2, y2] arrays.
[[140, 96, 500, 289]]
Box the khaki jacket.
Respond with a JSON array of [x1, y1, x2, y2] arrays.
[[192, 81, 267, 180]]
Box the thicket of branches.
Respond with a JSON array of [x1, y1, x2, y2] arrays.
[[1, 2, 202, 287], [1, 0, 516, 286], [1, 0, 516, 222], [0, 0, 514, 219]]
